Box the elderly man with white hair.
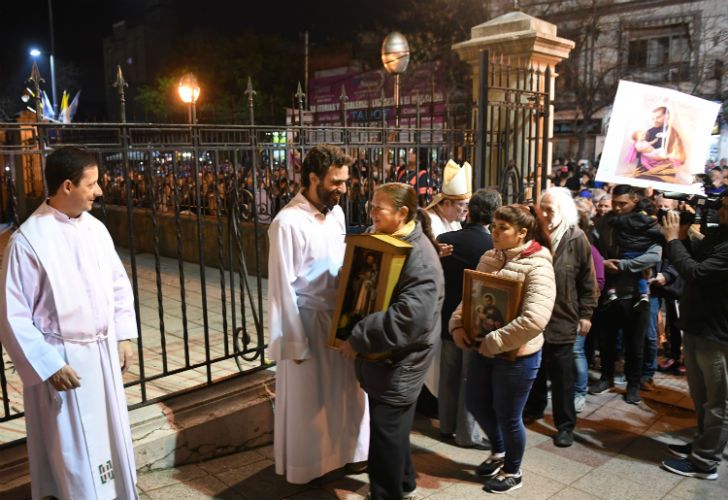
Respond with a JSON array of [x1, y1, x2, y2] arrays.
[[523, 187, 598, 447]]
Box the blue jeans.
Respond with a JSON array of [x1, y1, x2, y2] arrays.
[[642, 296, 660, 379], [466, 350, 542, 474], [573, 334, 588, 397]]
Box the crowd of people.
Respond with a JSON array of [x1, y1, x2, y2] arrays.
[[268, 144, 728, 498], [96, 149, 449, 228]]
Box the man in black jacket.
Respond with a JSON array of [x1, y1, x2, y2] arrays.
[[524, 187, 597, 447], [590, 185, 661, 404], [660, 196, 728, 481], [437, 189, 501, 447]]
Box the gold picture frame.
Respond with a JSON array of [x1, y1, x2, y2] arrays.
[[462, 270, 524, 361], [329, 234, 412, 350]]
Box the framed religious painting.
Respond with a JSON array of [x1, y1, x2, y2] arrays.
[[329, 234, 412, 354], [462, 270, 523, 361]]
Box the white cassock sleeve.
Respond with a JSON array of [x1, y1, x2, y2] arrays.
[[0, 237, 66, 386], [110, 250, 137, 341], [267, 219, 309, 362]]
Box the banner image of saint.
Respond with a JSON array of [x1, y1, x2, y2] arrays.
[[336, 248, 383, 340], [596, 81, 719, 195], [471, 288, 507, 344]]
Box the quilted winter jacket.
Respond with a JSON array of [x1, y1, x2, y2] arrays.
[[449, 240, 556, 357]]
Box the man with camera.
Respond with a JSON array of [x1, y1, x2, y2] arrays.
[[660, 195, 728, 480]]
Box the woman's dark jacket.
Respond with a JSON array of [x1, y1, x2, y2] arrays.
[[544, 226, 598, 344], [349, 222, 445, 406]]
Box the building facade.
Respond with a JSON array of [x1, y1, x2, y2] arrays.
[[488, 0, 728, 163]]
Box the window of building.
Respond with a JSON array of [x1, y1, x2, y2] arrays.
[[625, 23, 692, 81]]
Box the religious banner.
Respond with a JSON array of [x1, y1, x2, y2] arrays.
[[462, 270, 523, 361], [595, 80, 720, 195], [329, 234, 412, 356]]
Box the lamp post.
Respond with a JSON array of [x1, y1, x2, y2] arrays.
[[178, 72, 200, 124], [29, 47, 58, 118], [381, 32, 410, 128]]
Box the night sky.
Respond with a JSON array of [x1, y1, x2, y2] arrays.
[[0, 0, 402, 121]]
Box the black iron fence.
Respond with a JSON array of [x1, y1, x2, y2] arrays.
[[0, 119, 475, 445]]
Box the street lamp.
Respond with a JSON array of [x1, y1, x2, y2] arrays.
[[381, 32, 410, 127], [178, 72, 200, 124], [29, 48, 41, 57]]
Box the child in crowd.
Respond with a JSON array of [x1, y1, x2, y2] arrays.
[[603, 197, 663, 309]]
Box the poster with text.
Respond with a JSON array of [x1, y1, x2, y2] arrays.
[[595, 81, 719, 194]]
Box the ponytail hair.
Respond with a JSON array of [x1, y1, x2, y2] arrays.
[[375, 182, 439, 253], [494, 204, 552, 251]]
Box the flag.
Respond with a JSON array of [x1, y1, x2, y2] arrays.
[[41, 90, 56, 121], [58, 91, 70, 123], [67, 91, 80, 123]]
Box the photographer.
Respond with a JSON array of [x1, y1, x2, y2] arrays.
[[660, 196, 728, 481]]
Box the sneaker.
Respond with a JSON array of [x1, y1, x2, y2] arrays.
[[634, 294, 650, 311], [599, 293, 618, 310], [614, 373, 627, 386], [402, 487, 419, 500], [475, 452, 506, 478], [574, 394, 587, 413], [661, 458, 718, 480], [625, 384, 641, 404], [667, 442, 692, 459], [588, 379, 614, 395], [484, 471, 523, 494], [554, 430, 574, 448], [640, 377, 657, 391]]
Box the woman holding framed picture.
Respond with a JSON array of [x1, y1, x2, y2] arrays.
[[339, 182, 445, 500], [449, 204, 555, 494]]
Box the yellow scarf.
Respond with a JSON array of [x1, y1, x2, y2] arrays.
[[390, 220, 416, 239]]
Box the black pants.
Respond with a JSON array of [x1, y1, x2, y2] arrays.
[[665, 298, 683, 360], [525, 342, 576, 432], [599, 298, 649, 386], [368, 396, 417, 500]]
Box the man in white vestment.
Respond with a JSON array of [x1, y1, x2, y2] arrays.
[[268, 144, 369, 484], [0, 147, 138, 500], [421, 160, 472, 400]]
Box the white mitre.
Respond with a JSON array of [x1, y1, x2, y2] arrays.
[[425, 159, 472, 209]]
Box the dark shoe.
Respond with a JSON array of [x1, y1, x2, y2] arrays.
[[522, 412, 544, 424], [455, 438, 491, 450], [625, 384, 641, 404], [345, 461, 368, 474], [661, 458, 718, 480], [676, 364, 687, 375], [657, 358, 676, 372], [633, 294, 650, 311], [588, 379, 614, 395], [667, 442, 692, 459], [640, 377, 657, 391], [475, 453, 505, 478], [554, 430, 574, 448], [484, 471, 523, 493]]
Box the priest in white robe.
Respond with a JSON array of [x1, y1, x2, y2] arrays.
[[268, 145, 369, 484], [422, 160, 472, 398], [0, 147, 138, 500]]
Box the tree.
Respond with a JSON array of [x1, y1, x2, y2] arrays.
[[135, 32, 303, 124]]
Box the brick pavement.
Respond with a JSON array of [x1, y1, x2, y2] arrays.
[[135, 374, 728, 500]]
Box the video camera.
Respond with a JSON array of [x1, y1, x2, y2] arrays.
[[657, 174, 725, 234]]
